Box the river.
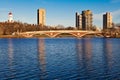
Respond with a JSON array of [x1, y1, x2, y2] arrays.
[[0, 38, 120, 80]]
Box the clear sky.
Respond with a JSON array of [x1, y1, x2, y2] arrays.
[[0, 0, 120, 28]]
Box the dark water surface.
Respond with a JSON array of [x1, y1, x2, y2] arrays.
[[0, 38, 120, 80]]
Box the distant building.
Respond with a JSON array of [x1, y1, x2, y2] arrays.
[[82, 10, 93, 30], [75, 12, 82, 29], [76, 10, 93, 30], [103, 12, 113, 29], [37, 9, 46, 27], [8, 12, 13, 23]]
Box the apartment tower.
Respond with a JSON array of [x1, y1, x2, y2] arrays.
[[82, 10, 93, 30], [37, 9, 46, 27], [76, 12, 82, 29], [103, 12, 112, 29]]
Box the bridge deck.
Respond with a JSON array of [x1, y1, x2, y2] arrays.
[[20, 30, 101, 34], [19, 30, 102, 38]]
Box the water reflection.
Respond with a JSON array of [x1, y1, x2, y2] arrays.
[[76, 38, 93, 78], [37, 38, 47, 79], [103, 39, 113, 74], [7, 39, 15, 79], [0, 38, 119, 79], [8, 39, 14, 65], [82, 38, 92, 63], [105, 39, 113, 68]]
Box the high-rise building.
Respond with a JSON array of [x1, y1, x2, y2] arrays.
[[76, 10, 93, 30], [103, 12, 113, 29], [76, 12, 82, 29], [37, 9, 46, 27], [8, 12, 13, 23], [82, 10, 93, 30]]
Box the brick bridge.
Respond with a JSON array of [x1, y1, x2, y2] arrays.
[[19, 30, 102, 38]]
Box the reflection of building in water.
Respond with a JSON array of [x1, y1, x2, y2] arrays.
[[76, 39, 83, 61], [8, 39, 15, 78], [76, 38, 92, 77], [38, 38, 47, 79], [84, 39, 92, 60], [8, 39, 14, 62], [76, 38, 92, 62], [103, 39, 113, 71], [82, 39, 92, 73]]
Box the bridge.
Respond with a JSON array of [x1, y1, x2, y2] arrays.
[[19, 30, 102, 38]]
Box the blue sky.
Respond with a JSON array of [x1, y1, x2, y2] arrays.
[[0, 0, 120, 28]]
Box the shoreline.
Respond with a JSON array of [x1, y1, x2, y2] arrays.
[[0, 35, 120, 38]]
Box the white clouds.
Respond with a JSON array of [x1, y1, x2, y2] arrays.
[[111, 9, 120, 18], [111, 9, 120, 24], [93, 12, 104, 27]]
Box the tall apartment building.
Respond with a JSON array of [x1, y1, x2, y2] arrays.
[[76, 12, 82, 29], [103, 12, 112, 29], [75, 10, 93, 30], [37, 9, 46, 27], [82, 10, 93, 30]]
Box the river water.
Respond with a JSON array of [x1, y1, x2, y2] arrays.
[[0, 38, 120, 80]]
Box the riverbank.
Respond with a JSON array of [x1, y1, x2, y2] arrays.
[[0, 34, 120, 38], [0, 35, 24, 38], [0, 35, 76, 38]]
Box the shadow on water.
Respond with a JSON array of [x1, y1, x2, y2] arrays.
[[37, 38, 47, 79]]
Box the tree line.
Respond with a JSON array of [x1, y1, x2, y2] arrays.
[[0, 22, 75, 35], [0, 21, 99, 35]]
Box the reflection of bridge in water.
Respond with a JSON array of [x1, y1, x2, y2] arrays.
[[19, 30, 102, 38]]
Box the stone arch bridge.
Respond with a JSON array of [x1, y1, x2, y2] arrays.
[[19, 30, 102, 38]]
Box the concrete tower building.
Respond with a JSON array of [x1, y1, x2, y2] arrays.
[[82, 10, 93, 30], [8, 12, 13, 23], [76, 12, 82, 29], [37, 9, 46, 27], [103, 12, 113, 29]]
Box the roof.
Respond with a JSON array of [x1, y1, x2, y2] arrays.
[[9, 12, 12, 15]]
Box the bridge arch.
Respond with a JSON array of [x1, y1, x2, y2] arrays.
[[80, 33, 103, 37], [32, 33, 50, 37], [53, 32, 82, 38], [53, 33, 78, 37], [29, 32, 83, 38]]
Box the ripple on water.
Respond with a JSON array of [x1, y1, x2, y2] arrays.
[[0, 38, 120, 80]]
